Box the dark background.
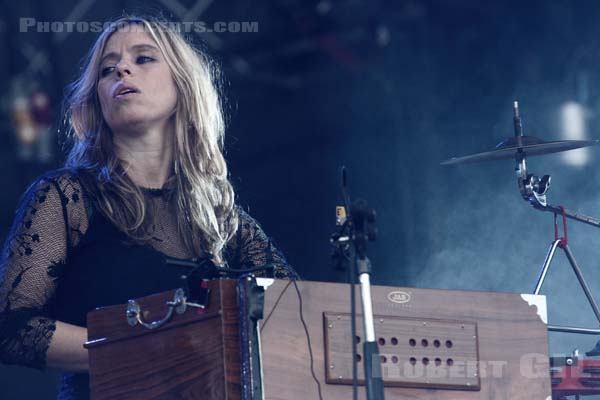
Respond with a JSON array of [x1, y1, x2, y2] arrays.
[[2, 0, 600, 398]]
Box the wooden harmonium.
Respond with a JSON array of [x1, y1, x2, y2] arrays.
[[260, 280, 553, 400], [85, 279, 248, 400]]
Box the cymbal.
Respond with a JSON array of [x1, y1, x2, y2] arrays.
[[441, 136, 600, 165]]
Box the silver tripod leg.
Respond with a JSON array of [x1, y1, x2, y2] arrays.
[[533, 240, 600, 335], [562, 244, 600, 323], [533, 239, 561, 295]]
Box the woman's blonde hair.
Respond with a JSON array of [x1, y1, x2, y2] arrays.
[[64, 16, 238, 264]]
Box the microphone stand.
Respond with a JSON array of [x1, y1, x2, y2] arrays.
[[331, 168, 385, 400]]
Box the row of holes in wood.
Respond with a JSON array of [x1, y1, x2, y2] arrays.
[[356, 336, 454, 349], [355, 354, 456, 366], [354, 337, 456, 365]]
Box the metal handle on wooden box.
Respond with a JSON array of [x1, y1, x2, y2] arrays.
[[126, 288, 187, 329]]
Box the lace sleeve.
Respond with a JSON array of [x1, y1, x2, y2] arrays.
[[0, 172, 87, 369], [227, 209, 299, 280]]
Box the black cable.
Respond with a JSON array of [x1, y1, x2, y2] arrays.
[[166, 257, 276, 276], [260, 279, 293, 332], [292, 279, 324, 400], [225, 265, 276, 274]]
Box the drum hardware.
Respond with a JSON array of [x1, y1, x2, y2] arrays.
[[443, 101, 600, 337], [551, 349, 600, 398]]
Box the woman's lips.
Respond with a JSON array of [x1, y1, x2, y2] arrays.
[[114, 91, 139, 99], [112, 83, 141, 98]]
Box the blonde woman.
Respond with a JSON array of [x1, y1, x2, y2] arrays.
[[0, 16, 295, 399]]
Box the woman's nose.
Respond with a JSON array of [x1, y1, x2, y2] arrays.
[[115, 62, 132, 77]]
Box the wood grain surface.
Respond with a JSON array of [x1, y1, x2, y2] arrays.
[[86, 279, 241, 400], [260, 280, 551, 400]]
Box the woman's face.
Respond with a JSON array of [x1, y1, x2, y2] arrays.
[[97, 28, 178, 133]]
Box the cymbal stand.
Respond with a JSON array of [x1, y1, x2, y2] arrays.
[[513, 101, 600, 336]]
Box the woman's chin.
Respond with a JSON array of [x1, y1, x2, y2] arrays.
[[110, 116, 155, 130]]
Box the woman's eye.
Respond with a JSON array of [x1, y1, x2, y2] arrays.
[[137, 56, 154, 64], [100, 66, 114, 77]]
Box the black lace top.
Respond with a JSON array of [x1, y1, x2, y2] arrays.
[[0, 169, 295, 399]]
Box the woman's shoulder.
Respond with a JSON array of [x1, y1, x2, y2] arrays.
[[235, 206, 256, 226], [31, 167, 84, 189], [18, 167, 92, 220], [4, 168, 92, 256], [25, 167, 95, 203], [232, 206, 270, 240]]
